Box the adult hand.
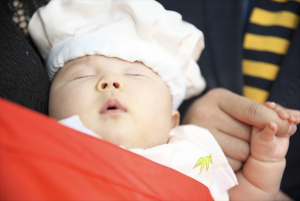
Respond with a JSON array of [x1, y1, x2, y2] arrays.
[[182, 88, 297, 171]]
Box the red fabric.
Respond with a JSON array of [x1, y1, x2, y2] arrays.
[[0, 98, 213, 201]]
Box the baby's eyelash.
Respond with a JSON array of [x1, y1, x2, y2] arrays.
[[73, 75, 94, 80], [125, 73, 144, 77]]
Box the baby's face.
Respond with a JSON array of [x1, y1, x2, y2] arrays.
[[49, 55, 179, 148]]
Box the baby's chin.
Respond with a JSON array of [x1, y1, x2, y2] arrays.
[[96, 131, 166, 149]]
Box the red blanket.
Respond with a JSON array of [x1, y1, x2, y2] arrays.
[[0, 98, 213, 200]]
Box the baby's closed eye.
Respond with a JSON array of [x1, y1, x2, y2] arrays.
[[124, 73, 145, 77], [73, 74, 95, 80]]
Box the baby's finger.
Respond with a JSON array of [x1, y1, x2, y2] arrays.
[[264, 102, 289, 120], [273, 103, 289, 120], [288, 115, 297, 124], [284, 108, 300, 124], [259, 122, 278, 142], [264, 101, 276, 109], [264, 102, 299, 123]]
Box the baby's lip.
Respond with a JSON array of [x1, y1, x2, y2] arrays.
[[100, 99, 127, 114]]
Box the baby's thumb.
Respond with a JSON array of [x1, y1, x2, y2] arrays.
[[259, 122, 278, 142]]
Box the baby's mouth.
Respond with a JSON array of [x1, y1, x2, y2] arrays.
[[100, 99, 127, 114]]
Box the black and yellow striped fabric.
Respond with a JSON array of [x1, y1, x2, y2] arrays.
[[243, 0, 300, 103]]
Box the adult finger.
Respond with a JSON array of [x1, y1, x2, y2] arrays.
[[216, 88, 297, 137], [226, 157, 243, 172], [183, 102, 251, 142], [215, 111, 251, 142], [212, 130, 250, 163]]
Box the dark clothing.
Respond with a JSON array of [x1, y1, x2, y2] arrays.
[[159, 0, 300, 199], [0, 1, 49, 114]]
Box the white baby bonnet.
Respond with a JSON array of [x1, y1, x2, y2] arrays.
[[28, 0, 206, 109]]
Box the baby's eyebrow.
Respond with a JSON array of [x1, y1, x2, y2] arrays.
[[75, 57, 91, 67], [60, 62, 92, 78]]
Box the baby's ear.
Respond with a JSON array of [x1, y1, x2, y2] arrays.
[[171, 110, 180, 129]]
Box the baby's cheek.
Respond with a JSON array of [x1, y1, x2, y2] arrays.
[[49, 90, 73, 119]]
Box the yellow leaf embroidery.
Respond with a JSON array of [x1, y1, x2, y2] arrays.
[[193, 154, 212, 174]]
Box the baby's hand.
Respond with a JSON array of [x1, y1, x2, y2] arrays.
[[265, 101, 300, 124], [250, 102, 298, 162], [251, 122, 290, 162]]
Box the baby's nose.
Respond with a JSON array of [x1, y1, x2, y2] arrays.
[[97, 75, 123, 91], [100, 82, 120, 89]]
